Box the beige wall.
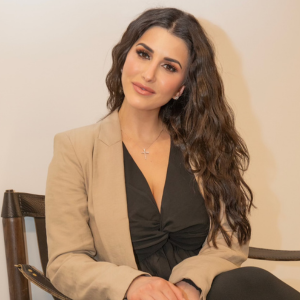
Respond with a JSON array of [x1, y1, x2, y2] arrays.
[[1, 0, 299, 299]]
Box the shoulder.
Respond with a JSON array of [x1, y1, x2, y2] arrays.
[[54, 122, 101, 146], [52, 117, 107, 157], [51, 110, 118, 158]]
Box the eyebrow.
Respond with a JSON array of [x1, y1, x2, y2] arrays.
[[136, 43, 182, 69]]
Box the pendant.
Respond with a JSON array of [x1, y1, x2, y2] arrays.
[[141, 148, 149, 160]]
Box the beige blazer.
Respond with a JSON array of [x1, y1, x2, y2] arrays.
[[45, 109, 249, 300]]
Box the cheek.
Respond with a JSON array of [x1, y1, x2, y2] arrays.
[[123, 52, 141, 76], [159, 77, 182, 95]]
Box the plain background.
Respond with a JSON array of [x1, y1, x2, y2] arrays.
[[1, 0, 299, 299]]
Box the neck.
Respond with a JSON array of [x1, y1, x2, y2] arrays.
[[118, 100, 165, 143]]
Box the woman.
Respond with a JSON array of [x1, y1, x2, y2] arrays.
[[45, 7, 300, 300]]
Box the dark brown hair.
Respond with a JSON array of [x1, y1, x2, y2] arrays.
[[100, 7, 254, 248]]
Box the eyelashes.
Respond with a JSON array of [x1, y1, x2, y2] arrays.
[[136, 49, 178, 73]]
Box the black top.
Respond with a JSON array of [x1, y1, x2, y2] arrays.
[[122, 137, 210, 288]]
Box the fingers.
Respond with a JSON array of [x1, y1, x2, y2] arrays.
[[145, 279, 185, 300], [143, 279, 182, 300], [141, 295, 155, 300], [151, 288, 184, 300], [166, 281, 186, 300], [126, 276, 185, 300], [151, 290, 176, 300]]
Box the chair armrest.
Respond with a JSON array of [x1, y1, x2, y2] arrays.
[[249, 247, 300, 261], [15, 264, 72, 300]]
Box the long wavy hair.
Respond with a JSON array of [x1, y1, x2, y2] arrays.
[[100, 7, 254, 248]]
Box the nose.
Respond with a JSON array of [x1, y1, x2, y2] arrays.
[[142, 61, 157, 83]]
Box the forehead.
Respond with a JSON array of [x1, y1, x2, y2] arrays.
[[135, 26, 189, 64]]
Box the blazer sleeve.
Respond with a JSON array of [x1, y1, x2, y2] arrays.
[[168, 200, 249, 300], [45, 132, 150, 300]]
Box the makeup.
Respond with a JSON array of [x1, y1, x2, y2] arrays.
[[132, 83, 155, 96]]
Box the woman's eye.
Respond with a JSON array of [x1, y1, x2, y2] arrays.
[[136, 50, 177, 73], [163, 64, 177, 73], [136, 50, 150, 59]]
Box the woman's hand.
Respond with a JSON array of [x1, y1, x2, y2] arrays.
[[174, 281, 201, 300], [126, 276, 186, 300]]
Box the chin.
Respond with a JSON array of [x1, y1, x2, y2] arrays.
[[124, 96, 158, 111]]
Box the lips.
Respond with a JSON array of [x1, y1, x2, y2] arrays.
[[132, 82, 155, 93]]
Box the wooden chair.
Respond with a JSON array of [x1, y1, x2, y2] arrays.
[[2, 189, 300, 300]]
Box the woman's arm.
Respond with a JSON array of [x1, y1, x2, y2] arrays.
[[45, 132, 150, 300], [168, 200, 249, 300]]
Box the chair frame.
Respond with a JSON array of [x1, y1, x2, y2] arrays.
[[2, 189, 300, 300]]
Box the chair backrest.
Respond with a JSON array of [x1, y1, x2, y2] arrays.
[[1, 189, 49, 300]]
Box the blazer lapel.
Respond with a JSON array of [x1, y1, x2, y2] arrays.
[[92, 109, 138, 269]]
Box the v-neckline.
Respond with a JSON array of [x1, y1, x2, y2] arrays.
[[122, 137, 172, 215]]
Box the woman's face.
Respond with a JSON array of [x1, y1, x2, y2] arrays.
[[121, 26, 189, 111]]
